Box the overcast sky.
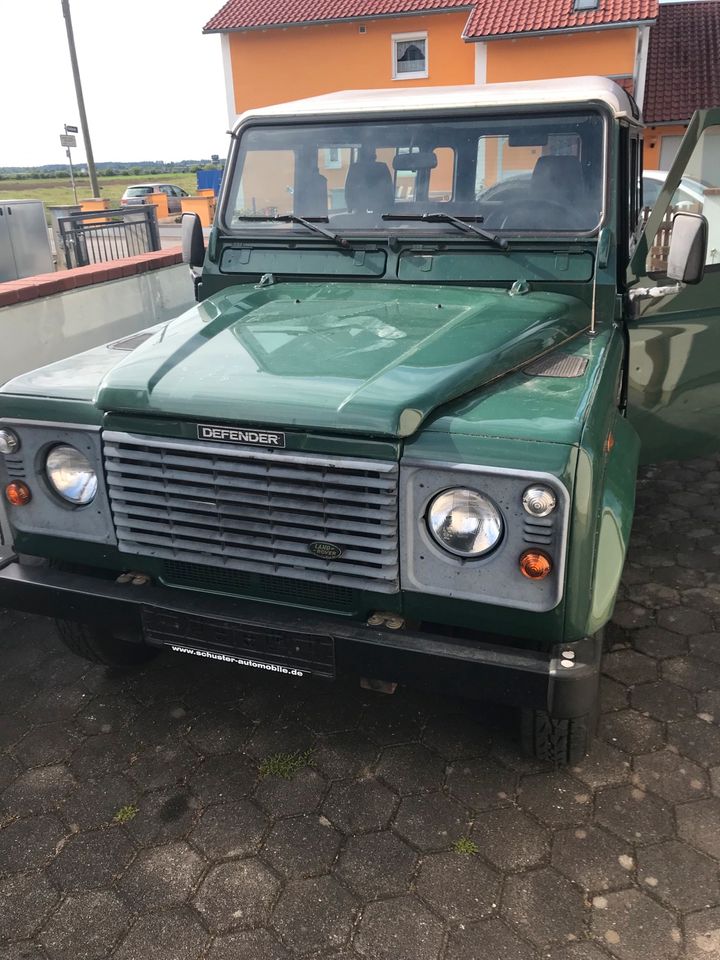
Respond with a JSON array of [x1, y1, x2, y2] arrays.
[[1, 0, 229, 166]]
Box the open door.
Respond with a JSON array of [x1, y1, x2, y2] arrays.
[[628, 108, 720, 462]]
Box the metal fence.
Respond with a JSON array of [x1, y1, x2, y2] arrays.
[[58, 206, 160, 269]]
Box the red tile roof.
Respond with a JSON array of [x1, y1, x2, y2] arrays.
[[204, 1, 473, 33], [464, 0, 656, 38], [204, 0, 658, 36], [644, 1, 720, 124]]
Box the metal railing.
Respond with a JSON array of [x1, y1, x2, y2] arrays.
[[58, 206, 160, 269]]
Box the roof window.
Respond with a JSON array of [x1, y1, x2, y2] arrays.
[[573, 0, 599, 10]]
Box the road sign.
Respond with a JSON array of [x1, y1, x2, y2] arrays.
[[65, 124, 79, 133], [60, 134, 77, 148]]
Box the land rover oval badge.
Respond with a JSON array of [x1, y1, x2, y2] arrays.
[[309, 541, 343, 560]]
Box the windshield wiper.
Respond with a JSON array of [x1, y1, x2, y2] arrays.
[[234, 214, 350, 249], [382, 213, 509, 251]]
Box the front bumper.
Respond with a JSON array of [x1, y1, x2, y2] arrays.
[[0, 557, 602, 719]]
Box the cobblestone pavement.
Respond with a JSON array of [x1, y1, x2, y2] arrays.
[[0, 456, 719, 960]]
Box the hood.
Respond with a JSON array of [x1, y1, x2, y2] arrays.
[[94, 282, 589, 438]]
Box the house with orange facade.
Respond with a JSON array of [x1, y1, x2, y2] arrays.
[[204, 0, 719, 172]]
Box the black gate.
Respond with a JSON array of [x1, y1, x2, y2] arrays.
[[58, 206, 161, 269]]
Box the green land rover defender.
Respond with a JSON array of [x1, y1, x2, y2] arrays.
[[1, 78, 719, 763]]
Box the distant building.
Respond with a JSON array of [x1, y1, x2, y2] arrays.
[[204, 0, 720, 170]]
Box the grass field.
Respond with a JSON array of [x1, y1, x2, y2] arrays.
[[0, 172, 199, 211]]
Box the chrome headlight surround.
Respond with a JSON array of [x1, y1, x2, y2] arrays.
[[45, 444, 98, 505], [427, 488, 504, 558]]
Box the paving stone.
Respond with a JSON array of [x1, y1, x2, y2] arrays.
[[354, 895, 443, 960], [663, 656, 720, 693], [118, 840, 205, 908], [603, 650, 658, 686], [552, 826, 634, 892], [600, 710, 665, 755], [128, 702, 192, 746], [74, 695, 140, 736], [189, 754, 258, 804], [375, 743, 445, 795], [590, 889, 681, 960], [39, 890, 130, 960], [610, 602, 652, 631], [190, 798, 267, 859], [630, 681, 696, 721], [0, 813, 68, 874], [669, 717, 720, 765], [637, 839, 720, 911], [59, 773, 139, 831], [445, 918, 536, 960], [547, 945, 612, 960], [302, 731, 377, 780], [207, 929, 290, 960], [0, 870, 58, 939], [517, 772, 592, 827], [254, 766, 327, 817], [446, 758, 516, 812], [595, 784, 674, 845], [697, 690, 720, 722], [126, 741, 198, 791], [684, 586, 720, 617], [12, 722, 83, 768], [322, 778, 398, 833], [194, 859, 280, 933], [600, 677, 630, 713], [271, 875, 357, 954], [123, 788, 201, 845], [27, 683, 89, 724], [113, 907, 209, 960], [570, 740, 631, 790], [0, 675, 42, 713], [633, 749, 708, 802], [1, 763, 76, 816], [677, 798, 720, 859], [633, 627, 689, 660], [0, 714, 30, 751], [359, 696, 424, 746], [415, 850, 499, 921], [658, 607, 714, 636], [3, 943, 49, 960], [245, 720, 315, 760], [502, 867, 587, 948], [684, 907, 720, 960], [262, 814, 341, 878], [335, 830, 416, 899], [420, 714, 489, 761], [393, 790, 470, 851], [471, 805, 550, 871], [47, 827, 135, 892], [0, 752, 22, 794], [69, 732, 137, 780], [690, 633, 720, 665]]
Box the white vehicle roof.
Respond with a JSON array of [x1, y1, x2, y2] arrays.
[[234, 76, 640, 130]]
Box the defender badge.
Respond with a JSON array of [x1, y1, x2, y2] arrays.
[[197, 424, 285, 448], [309, 542, 343, 560]]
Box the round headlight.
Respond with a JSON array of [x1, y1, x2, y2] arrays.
[[522, 484, 557, 518], [46, 445, 97, 505], [0, 429, 20, 455], [427, 488, 504, 557]]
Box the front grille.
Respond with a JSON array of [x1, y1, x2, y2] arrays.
[[103, 431, 399, 593], [162, 560, 357, 610]]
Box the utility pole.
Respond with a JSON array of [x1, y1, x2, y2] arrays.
[[60, 0, 100, 197]]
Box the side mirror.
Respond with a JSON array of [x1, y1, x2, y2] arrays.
[[181, 213, 205, 268], [667, 212, 708, 285]]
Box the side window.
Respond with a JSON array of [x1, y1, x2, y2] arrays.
[[648, 125, 720, 274], [392, 33, 428, 80]]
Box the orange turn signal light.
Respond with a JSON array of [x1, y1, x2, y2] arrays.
[[5, 481, 32, 506], [519, 549, 552, 580]]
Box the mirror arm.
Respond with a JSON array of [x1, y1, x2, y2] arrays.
[[628, 283, 682, 303]]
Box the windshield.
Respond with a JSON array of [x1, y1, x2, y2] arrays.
[[225, 111, 605, 236]]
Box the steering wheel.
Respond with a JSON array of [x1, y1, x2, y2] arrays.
[[485, 199, 581, 231]]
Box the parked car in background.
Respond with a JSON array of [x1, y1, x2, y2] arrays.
[[120, 184, 190, 214]]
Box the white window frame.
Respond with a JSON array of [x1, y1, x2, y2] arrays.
[[392, 32, 428, 81]]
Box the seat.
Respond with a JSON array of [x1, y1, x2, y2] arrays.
[[485, 155, 593, 230], [344, 154, 394, 214], [296, 167, 328, 218], [530, 156, 585, 206]]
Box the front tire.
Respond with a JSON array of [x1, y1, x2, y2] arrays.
[[55, 619, 157, 668], [521, 709, 598, 765]]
